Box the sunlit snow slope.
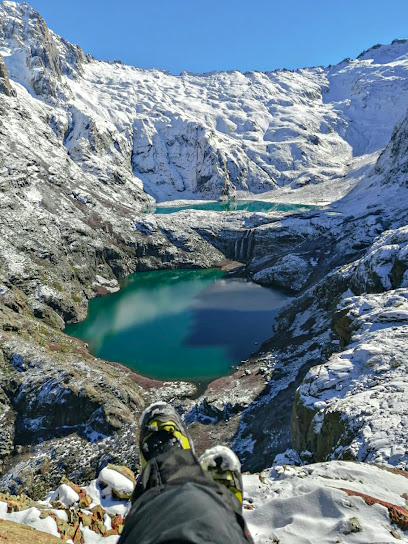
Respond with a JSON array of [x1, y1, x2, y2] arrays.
[[1, 1, 408, 201]]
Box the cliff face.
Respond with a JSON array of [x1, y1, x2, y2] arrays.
[[0, 1, 86, 98], [0, 52, 14, 95]]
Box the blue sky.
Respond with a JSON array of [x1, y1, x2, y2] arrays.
[[13, 0, 408, 74]]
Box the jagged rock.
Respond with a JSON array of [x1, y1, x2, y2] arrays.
[[0, 53, 15, 96], [0, 1, 86, 99], [252, 254, 313, 292]]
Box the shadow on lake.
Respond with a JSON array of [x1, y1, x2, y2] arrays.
[[65, 270, 289, 382]]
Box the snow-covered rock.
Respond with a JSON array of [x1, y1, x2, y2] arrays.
[[253, 254, 313, 292], [52, 483, 79, 507], [294, 288, 408, 469], [244, 461, 408, 543], [98, 465, 135, 500]]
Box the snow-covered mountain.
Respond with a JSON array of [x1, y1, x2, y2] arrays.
[[2, 0, 408, 201], [1, 1, 408, 541]]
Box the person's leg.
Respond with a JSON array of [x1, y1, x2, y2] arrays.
[[118, 402, 253, 544]]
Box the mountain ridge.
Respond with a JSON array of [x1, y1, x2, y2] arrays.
[[2, 0, 408, 202], [2, 0, 408, 76]]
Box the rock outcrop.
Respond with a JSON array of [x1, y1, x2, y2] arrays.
[[0, 53, 15, 96], [0, 520, 62, 543], [288, 119, 408, 468], [0, 1, 86, 99]]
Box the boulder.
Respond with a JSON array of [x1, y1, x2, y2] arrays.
[[98, 465, 135, 500], [253, 254, 313, 292], [0, 519, 61, 543]]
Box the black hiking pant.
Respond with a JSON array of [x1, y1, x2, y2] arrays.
[[118, 448, 254, 544]]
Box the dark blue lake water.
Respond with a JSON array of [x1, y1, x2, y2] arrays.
[[65, 269, 289, 381]]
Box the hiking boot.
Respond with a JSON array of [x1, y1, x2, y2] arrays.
[[199, 446, 243, 503], [139, 402, 193, 468]]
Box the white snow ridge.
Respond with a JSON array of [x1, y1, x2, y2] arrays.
[[0, 1, 408, 543]]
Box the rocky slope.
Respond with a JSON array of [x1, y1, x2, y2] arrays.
[[0, 461, 407, 543], [2, 1, 408, 202], [0, 0, 407, 523], [161, 94, 408, 474]]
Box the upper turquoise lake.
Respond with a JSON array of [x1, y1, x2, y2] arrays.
[[66, 269, 289, 382], [151, 200, 314, 214]]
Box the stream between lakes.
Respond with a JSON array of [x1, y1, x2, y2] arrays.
[[66, 269, 289, 381]]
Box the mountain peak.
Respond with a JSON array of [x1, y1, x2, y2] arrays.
[[0, 0, 87, 98], [0, 0, 41, 18], [357, 38, 408, 64]]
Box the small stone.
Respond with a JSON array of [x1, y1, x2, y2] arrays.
[[342, 517, 363, 534], [111, 513, 124, 532], [91, 518, 106, 536], [72, 524, 84, 544], [40, 510, 51, 519], [78, 512, 93, 527], [78, 493, 92, 508], [391, 529, 401, 539], [105, 529, 119, 537], [67, 510, 79, 524], [91, 504, 105, 521]]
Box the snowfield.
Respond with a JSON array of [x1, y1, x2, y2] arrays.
[[245, 461, 408, 543]]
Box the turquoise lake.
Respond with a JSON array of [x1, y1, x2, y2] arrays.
[[65, 269, 289, 382], [152, 200, 314, 214]]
